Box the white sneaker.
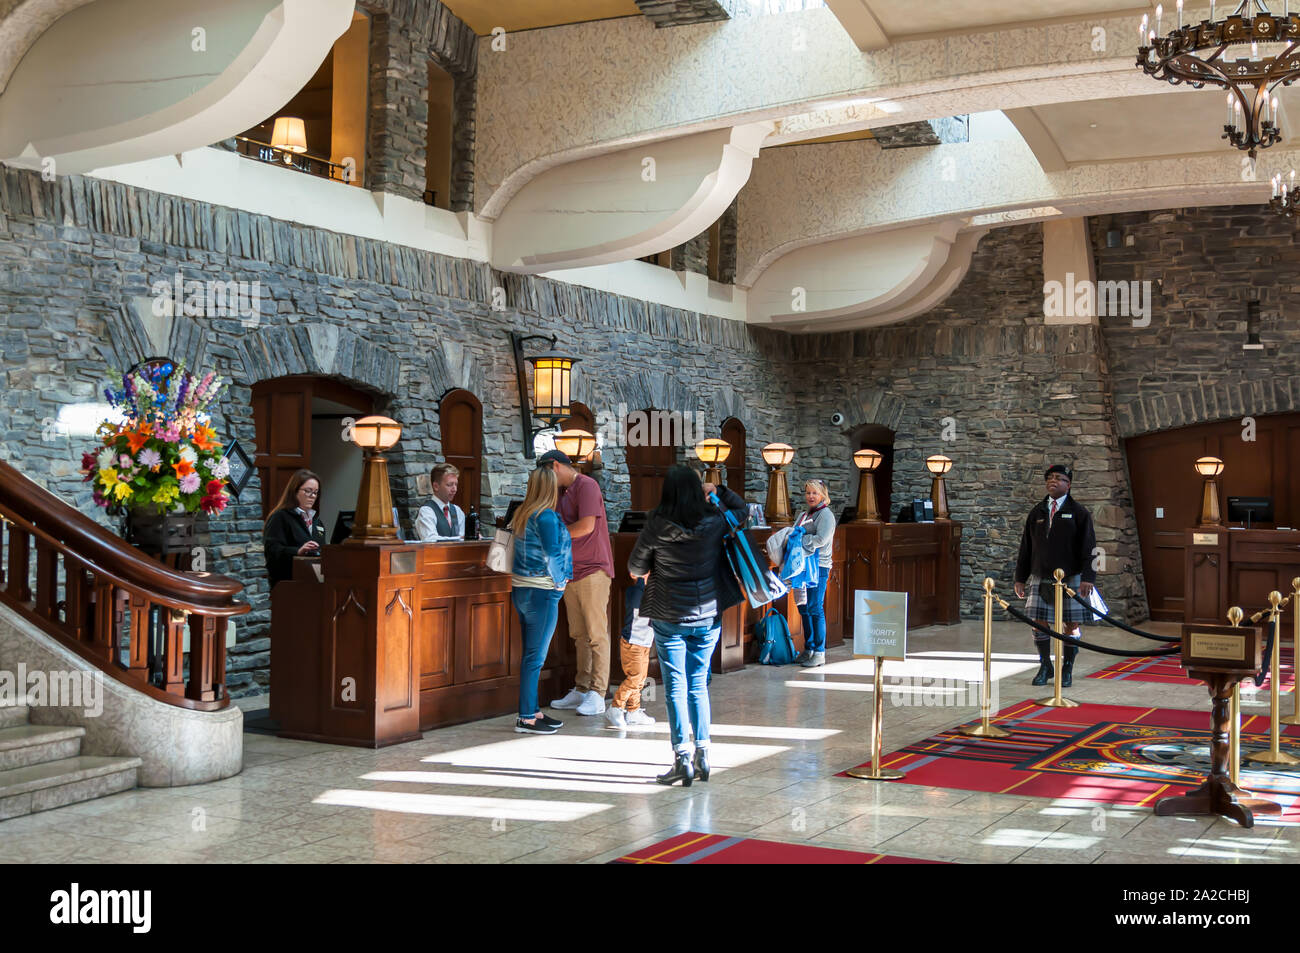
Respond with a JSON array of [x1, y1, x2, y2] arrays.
[[550, 688, 585, 710], [576, 690, 606, 716], [625, 709, 655, 726], [604, 706, 627, 730]]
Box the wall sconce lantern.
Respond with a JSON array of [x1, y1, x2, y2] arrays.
[[348, 415, 402, 544], [553, 429, 597, 462], [761, 442, 795, 527], [695, 438, 732, 485], [1195, 456, 1225, 527], [852, 448, 883, 523], [271, 116, 308, 164], [510, 331, 579, 458], [925, 453, 953, 521]]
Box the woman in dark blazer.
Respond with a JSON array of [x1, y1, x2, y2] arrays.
[[263, 469, 327, 589], [627, 465, 749, 786]]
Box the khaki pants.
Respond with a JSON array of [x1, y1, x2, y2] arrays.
[[563, 570, 612, 696], [613, 641, 650, 712]]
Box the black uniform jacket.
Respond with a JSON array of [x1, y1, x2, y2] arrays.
[[1014, 494, 1098, 585], [627, 486, 749, 625], [264, 508, 328, 588]]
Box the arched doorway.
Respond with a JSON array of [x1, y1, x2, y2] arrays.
[[721, 416, 747, 498], [251, 376, 376, 541], [849, 423, 895, 522], [625, 407, 677, 511], [439, 389, 482, 513]]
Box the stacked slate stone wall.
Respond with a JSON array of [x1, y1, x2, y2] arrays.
[[0, 168, 785, 695], [1089, 206, 1300, 438], [359, 0, 477, 210], [782, 225, 1150, 623]]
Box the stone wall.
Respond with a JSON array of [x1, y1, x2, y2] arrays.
[[782, 224, 1150, 622], [1089, 206, 1300, 437], [635, 0, 732, 27], [0, 168, 786, 695], [359, 0, 477, 209]]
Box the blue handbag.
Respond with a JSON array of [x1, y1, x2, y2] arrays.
[[757, 608, 797, 665]]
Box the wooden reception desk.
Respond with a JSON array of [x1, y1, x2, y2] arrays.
[[271, 520, 961, 747], [1183, 527, 1300, 625]]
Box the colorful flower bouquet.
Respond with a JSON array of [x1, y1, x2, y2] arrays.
[[80, 362, 231, 516]]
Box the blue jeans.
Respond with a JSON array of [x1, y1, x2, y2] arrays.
[[512, 587, 564, 719], [652, 618, 720, 753], [797, 570, 829, 654]]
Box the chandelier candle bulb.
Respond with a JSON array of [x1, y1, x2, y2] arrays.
[[1156, 4, 1161, 34]]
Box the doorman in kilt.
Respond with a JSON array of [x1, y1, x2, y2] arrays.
[[1013, 464, 1097, 687]]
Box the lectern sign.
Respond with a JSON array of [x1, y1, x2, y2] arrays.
[[852, 590, 908, 660], [1180, 623, 1262, 675]]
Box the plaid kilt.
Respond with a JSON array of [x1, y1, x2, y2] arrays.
[[1024, 573, 1087, 625]]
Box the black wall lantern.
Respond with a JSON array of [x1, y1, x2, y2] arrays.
[[509, 331, 579, 458]]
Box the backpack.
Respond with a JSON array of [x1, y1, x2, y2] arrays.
[[757, 608, 797, 665]]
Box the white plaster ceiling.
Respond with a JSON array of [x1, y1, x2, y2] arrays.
[[834, 0, 1146, 42], [1011, 87, 1293, 167]]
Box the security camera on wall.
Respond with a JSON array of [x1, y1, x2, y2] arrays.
[[830, 412, 846, 427]]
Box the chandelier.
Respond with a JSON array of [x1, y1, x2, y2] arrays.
[[1138, 1, 1299, 158], [1269, 167, 1298, 211]]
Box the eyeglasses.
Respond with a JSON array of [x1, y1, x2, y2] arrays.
[[300, 487, 319, 497]]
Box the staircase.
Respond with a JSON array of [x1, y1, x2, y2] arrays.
[[0, 703, 140, 820]]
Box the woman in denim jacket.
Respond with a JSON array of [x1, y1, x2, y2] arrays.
[[794, 479, 837, 668], [510, 466, 573, 734]]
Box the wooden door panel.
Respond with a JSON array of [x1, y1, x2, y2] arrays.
[[459, 594, 510, 681], [380, 587, 415, 713], [440, 390, 483, 512], [419, 600, 454, 689]]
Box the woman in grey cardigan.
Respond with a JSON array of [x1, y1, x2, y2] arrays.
[[795, 479, 837, 667]]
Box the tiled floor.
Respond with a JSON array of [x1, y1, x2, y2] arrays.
[[6, 620, 1298, 863]]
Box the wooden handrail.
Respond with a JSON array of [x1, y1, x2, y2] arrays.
[[0, 459, 248, 710]]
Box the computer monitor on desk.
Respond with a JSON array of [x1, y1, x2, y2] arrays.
[[1228, 496, 1273, 529]]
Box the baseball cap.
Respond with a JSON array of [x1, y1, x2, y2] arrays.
[[537, 449, 572, 468]]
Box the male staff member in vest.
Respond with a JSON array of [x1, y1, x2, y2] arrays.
[[1013, 464, 1097, 688], [538, 449, 614, 716], [415, 463, 464, 541]]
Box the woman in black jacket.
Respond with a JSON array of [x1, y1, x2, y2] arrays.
[[628, 465, 749, 786], [263, 469, 328, 589]]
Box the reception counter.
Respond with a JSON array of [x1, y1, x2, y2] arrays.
[[1183, 526, 1300, 625], [271, 519, 960, 746]]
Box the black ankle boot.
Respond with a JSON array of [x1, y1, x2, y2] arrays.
[[693, 747, 710, 782], [656, 752, 694, 787], [1062, 643, 1078, 688], [1031, 642, 1053, 686]]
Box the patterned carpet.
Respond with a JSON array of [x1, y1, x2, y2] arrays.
[[610, 830, 947, 864], [839, 701, 1300, 818]]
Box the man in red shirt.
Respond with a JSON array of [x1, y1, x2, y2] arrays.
[[539, 449, 614, 716]]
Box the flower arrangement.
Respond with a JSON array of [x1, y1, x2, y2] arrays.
[[80, 362, 231, 516]]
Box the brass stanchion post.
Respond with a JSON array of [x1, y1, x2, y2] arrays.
[[1245, 592, 1300, 766], [1228, 607, 1243, 785], [960, 578, 1010, 738], [1282, 577, 1300, 727], [845, 656, 904, 781], [1036, 568, 1079, 708]]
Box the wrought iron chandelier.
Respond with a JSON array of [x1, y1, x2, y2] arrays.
[[1138, 1, 1299, 158]]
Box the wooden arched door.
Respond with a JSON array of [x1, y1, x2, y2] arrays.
[[721, 417, 747, 499], [439, 389, 482, 512], [625, 408, 675, 512]]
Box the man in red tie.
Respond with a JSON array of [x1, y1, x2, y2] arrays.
[[1014, 464, 1097, 687], [415, 463, 464, 541]]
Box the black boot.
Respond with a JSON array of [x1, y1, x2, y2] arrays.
[[656, 752, 694, 787], [1062, 642, 1079, 688], [693, 747, 710, 782], [1031, 641, 1054, 686]]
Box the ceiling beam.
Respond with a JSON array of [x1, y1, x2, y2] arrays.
[[824, 0, 888, 51], [1004, 106, 1069, 173]]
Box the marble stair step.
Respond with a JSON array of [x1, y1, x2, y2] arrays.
[[0, 705, 30, 729], [0, 755, 142, 820], [0, 723, 85, 770]]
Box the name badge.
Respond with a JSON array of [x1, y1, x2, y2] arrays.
[[1061, 513, 1073, 519]]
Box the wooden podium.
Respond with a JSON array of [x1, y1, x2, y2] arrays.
[[1184, 527, 1300, 625]]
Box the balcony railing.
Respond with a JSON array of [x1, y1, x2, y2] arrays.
[[233, 136, 353, 184]]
